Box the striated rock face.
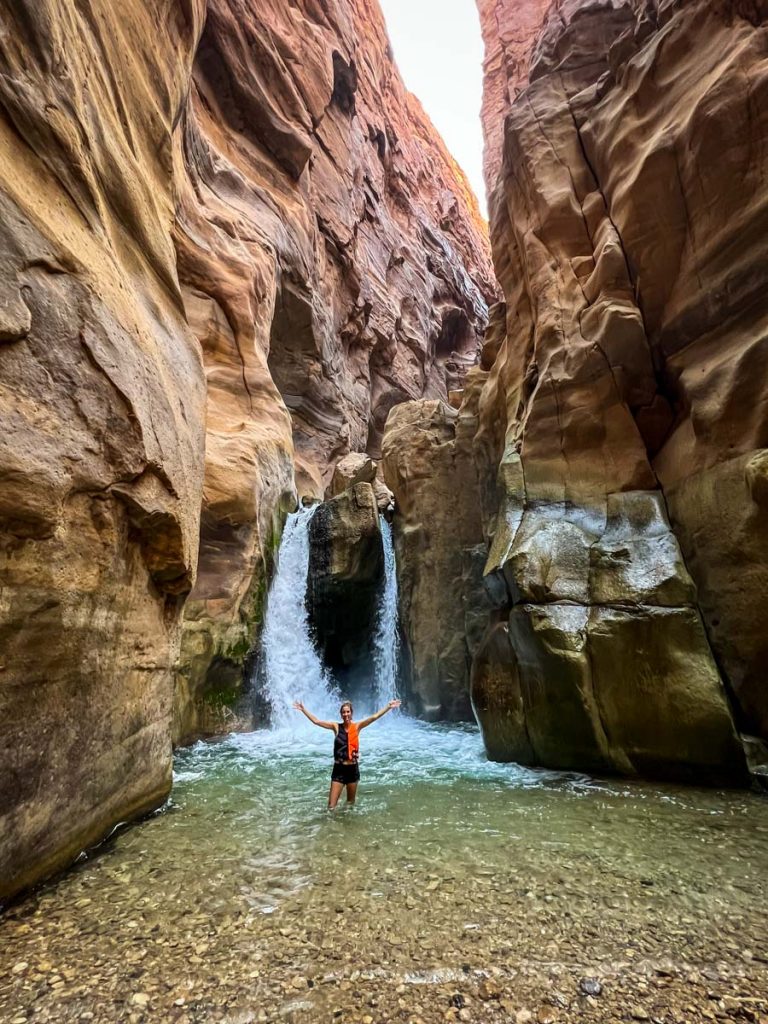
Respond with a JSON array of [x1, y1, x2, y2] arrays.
[[185, 0, 496, 500], [0, 0, 493, 901], [307, 483, 384, 698], [382, 372, 491, 720], [0, 0, 208, 901], [172, 0, 496, 740], [466, 0, 766, 778], [476, 0, 552, 189]]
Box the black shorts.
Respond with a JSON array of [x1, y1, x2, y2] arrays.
[[331, 762, 360, 785]]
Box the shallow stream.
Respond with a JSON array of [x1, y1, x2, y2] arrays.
[[2, 717, 768, 1024]]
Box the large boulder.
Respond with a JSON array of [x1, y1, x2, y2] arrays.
[[328, 453, 377, 497], [328, 452, 394, 514], [307, 483, 384, 695], [382, 375, 491, 720]]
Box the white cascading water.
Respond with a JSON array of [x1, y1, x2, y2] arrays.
[[259, 505, 339, 729], [259, 503, 401, 743], [372, 516, 400, 706]]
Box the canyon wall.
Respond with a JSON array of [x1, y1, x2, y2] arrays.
[[0, 0, 493, 902], [0, 0, 209, 902], [458, 0, 767, 780], [173, 0, 496, 741]]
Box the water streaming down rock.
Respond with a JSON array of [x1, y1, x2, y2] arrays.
[[372, 516, 400, 706], [260, 504, 401, 731], [259, 505, 339, 728]]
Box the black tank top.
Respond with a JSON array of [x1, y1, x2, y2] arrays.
[[333, 724, 359, 763]]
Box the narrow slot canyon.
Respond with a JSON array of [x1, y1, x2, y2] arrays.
[[1, 1, 767, 1022]]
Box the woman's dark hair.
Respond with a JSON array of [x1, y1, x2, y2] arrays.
[[340, 700, 353, 715]]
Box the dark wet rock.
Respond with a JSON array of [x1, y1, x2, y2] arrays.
[[307, 483, 384, 695]]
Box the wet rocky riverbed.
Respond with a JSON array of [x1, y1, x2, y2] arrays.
[[2, 721, 767, 1024]]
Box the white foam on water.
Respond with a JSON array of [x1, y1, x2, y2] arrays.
[[249, 501, 583, 791], [258, 502, 405, 738]]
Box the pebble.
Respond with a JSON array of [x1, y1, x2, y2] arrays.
[[478, 978, 501, 1000], [579, 977, 603, 996], [1, 807, 767, 1024]]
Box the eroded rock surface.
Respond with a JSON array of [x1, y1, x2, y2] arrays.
[[0, 0, 208, 902], [466, 0, 765, 778], [382, 373, 491, 720], [185, 0, 495, 497]]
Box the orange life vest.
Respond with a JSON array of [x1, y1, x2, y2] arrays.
[[346, 722, 359, 762]]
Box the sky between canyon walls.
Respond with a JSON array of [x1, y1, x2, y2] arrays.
[[379, 0, 487, 213]]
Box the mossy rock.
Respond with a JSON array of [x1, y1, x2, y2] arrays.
[[201, 657, 243, 710]]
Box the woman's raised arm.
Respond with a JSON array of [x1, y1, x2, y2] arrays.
[[292, 701, 337, 731], [358, 699, 401, 730]]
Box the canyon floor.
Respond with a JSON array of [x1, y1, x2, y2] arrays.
[[1, 720, 767, 1024]]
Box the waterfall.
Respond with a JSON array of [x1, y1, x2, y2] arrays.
[[372, 516, 400, 706], [260, 505, 338, 728], [259, 505, 400, 731]]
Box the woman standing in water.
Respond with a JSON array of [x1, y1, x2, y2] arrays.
[[292, 698, 401, 808]]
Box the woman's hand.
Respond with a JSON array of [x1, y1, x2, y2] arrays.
[[356, 699, 401, 730], [292, 701, 305, 712]]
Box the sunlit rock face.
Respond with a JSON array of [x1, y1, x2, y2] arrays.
[[0, 0, 494, 901], [469, 0, 765, 779], [173, 0, 497, 740], [0, 1, 208, 903], [475, 0, 552, 189]]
